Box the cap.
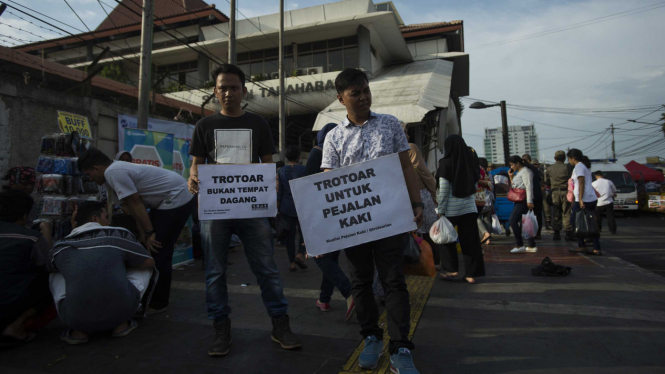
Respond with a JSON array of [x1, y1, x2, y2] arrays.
[[555, 150, 566, 157]]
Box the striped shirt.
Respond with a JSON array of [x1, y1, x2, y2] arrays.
[[436, 178, 477, 217]]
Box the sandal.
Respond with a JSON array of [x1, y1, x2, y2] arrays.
[[585, 249, 603, 256], [294, 257, 308, 270], [112, 319, 138, 338], [439, 273, 459, 282], [464, 278, 477, 284], [60, 329, 88, 345]]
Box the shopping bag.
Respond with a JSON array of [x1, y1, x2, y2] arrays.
[[403, 234, 437, 277], [567, 178, 575, 203], [403, 233, 421, 265], [429, 216, 458, 244], [522, 211, 538, 240], [491, 214, 503, 235], [574, 208, 600, 239]]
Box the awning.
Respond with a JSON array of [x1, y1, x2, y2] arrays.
[[625, 161, 664, 182], [313, 58, 453, 131]]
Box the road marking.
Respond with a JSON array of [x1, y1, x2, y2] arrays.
[[426, 298, 665, 323], [339, 275, 434, 374]]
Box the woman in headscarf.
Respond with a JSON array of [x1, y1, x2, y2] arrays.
[[436, 135, 485, 284], [400, 122, 441, 268], [303, 123, 356, 320]]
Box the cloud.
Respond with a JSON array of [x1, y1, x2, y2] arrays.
[[396, 0, 665, 161]]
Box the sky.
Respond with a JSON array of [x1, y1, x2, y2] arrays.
[[2, 0, 664, 164]]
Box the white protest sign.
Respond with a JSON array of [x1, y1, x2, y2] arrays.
[[290, 153, 416, 256], [197, 164, 277, 220]]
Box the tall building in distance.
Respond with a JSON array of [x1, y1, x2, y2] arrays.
[[484, 124, 539, 164]]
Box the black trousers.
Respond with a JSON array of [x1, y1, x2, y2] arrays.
[[441, 213, 486, 278], [596, 203, 617, 234], [344, 234, 413, 354], [146, 197, 196, 310], [533, 200, 544, 236]]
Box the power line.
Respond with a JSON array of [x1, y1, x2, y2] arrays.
[[63, 0, 92, 32], [3, 0, 86, 34]]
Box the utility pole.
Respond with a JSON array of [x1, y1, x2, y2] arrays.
[[137, 0, 154, 129], [228, 0, 236, 64], [500, 101, 510, 166], [610, 123, 616, 159], [278, 0, 286, 162]]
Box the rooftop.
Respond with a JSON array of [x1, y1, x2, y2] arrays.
[[96, 0, 216, 30], [400, 21, 463, 33]]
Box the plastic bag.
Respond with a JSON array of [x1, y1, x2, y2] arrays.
[[429, 216, 458, 244], [574, 208, 600, 239], [522, 211, 538, 240], [491, 214, 503, 235], [403, 234, 436, 277], [403, 233, 421, 265]]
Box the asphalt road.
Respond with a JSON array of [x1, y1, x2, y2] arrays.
[[592, 212, 665, 277]]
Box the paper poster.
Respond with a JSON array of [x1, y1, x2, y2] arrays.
[[117, 114, 194, 151], [174, 138, 191, 179], [124, 129, 174, 170], [58, 111, 92, 139], [289, 153, 417, 256], [214, 129, 252, 164], [197, 163, 277, 220]]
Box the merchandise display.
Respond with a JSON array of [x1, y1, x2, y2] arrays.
[[33, 131, 99, 241]]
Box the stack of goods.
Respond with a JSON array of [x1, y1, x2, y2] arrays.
[[33, 132, 101, 240]]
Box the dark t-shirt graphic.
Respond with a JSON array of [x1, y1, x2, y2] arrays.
[[190, 112, 276, 164]]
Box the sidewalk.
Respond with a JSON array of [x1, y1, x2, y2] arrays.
[[2, 224, 665, 374]]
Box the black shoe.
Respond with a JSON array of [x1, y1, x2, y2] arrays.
[[564, 232, 575, 241], [271, 315, 301, 350], [209, 318, 231, 356], [553, 231, 561, 240]]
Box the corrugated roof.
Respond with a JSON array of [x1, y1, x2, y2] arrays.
[[399, 21, 462, 33], [96, 0, 213, 30]]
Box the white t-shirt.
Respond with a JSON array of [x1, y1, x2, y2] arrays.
[[104, 161, 193, 210], [592, 178, 617, 207], [571, 163, 598, 203]]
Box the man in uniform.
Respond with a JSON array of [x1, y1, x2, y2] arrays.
[[544, 150, 573, 240], [535, 160, 552, 231]]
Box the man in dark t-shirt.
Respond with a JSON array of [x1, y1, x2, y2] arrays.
[[188, 64, 301, 357]]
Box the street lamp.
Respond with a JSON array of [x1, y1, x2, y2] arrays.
[[470, 100, 510, 167]]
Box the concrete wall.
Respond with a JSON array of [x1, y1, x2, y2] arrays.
[[0, 72, 172, 178]]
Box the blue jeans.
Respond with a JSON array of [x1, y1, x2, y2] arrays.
[[201, 218, 288, 320], [571, 201, 601, 250], [510, 201, 536, 248], [314, 251, 352, 303]]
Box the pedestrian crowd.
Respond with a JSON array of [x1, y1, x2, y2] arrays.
[[0, 64, 638, 373]]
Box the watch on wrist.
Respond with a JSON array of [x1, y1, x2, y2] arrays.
[[144, 229, 155, 237], [411, 202, 424, 209]]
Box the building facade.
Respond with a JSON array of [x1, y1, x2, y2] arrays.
[[15, 0, 469, 166], [484, 124, 539, 164]]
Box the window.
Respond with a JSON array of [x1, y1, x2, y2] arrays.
[[237, 46, 294, 78], [297, 36, 359, 72], [156, 60, 199, 89]]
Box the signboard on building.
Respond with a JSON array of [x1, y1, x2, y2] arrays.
[[57, 111, 92, 139], [289, 154, 416, 256], [123, 129, 174, 170], [118, 114, 194, 151], [197, 164, 277, 220]]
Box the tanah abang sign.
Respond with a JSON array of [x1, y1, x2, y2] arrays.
[[290, 154, 416, 256], [197, 164, 277, 220]]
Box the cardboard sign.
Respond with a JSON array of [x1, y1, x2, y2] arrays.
[[57, 111, 92, 139], [197, 164, 277, 220], [290, 153, 416, 256], [124, 129, 174, 170]]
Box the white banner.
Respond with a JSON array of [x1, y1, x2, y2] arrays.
[[290, 154, 416, 256], [197, 164, 277, 220], [118, 114, 195, 151]]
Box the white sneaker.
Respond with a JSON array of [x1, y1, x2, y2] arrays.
[[510, 246, 527, 253], [526, 247, 538, 252]]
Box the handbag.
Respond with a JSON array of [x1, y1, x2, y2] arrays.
[[403, 234, 436, 277], [507, 188, 526, 202], [574, 208, 600, 239]]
